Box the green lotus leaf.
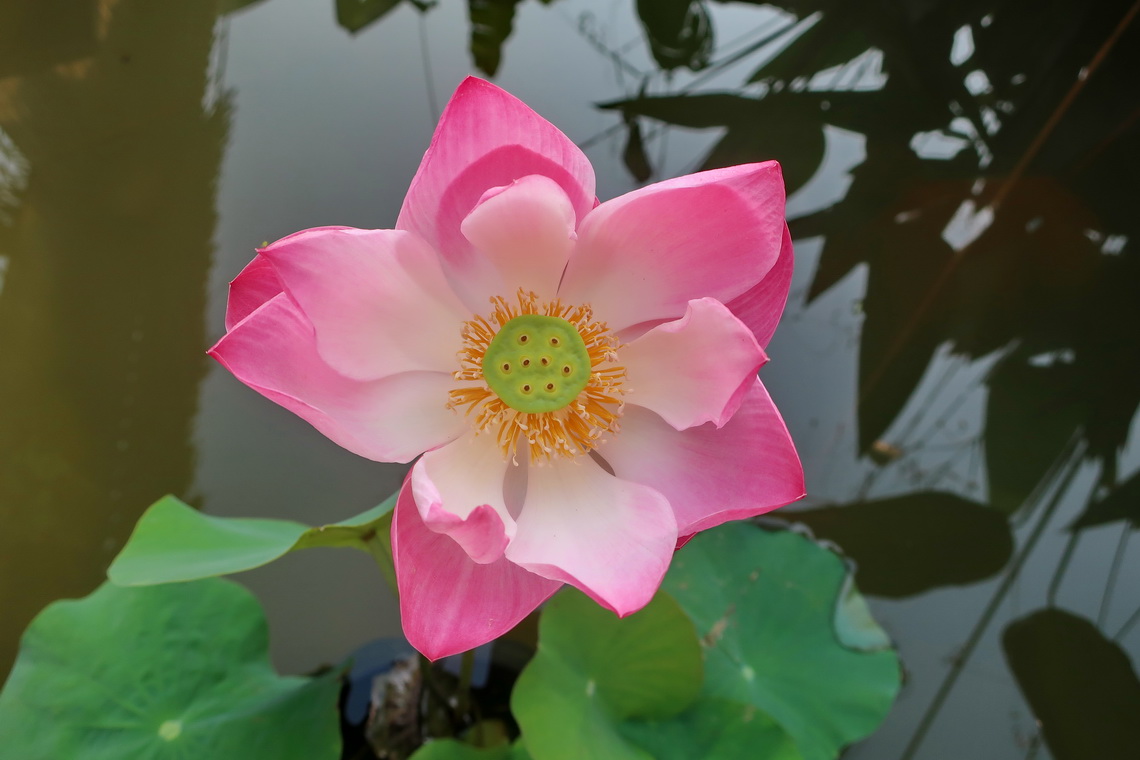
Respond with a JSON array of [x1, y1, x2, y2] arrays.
[[107, 492, 396, 586], [0, 579, 341, 759], [661, 523, 901, 760], [619, 697, 802, 760], [410, 738, 533, 759], [511, 589, 703, 760]]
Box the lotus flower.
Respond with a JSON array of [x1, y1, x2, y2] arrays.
[[209, 77, 804, 660]]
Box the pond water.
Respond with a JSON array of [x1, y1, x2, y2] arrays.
[[2, 0, 1139, 758]]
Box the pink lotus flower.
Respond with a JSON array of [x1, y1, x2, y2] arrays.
[[209, 78, 804, 660]]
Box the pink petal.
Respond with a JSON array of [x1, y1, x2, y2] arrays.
[[421, 503, 509, 566], [261, 227, 468, 381], [559, 162, 786, 332], [459, 175, 577, 304], [411, 434, 516, 564], [224, 253, 283, 331], [621, 298, 767, 431], [208, 293, 465, 464], [397, 77, 596, 311], [393, 478, 561, 661], [725, 223, 795, 349], [597, 379, 804, 536], [505, 460, 677, 616]]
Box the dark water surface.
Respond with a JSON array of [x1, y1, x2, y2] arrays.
[[3, 1, 1139, 758]]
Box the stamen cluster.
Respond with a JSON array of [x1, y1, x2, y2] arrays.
[[448, 289, 626, 463]]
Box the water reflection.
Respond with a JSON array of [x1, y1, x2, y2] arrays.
[[3, 1, 1139, 758], [0, 2, 98, 80], [491, 1, 1140, 757], [1004, 608, 1140, 758], [0, 0, 227, 675], [588, 1, 1140, 757], [791, 492, 1014, 598]]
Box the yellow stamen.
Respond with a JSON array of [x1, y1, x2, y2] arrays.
[[447, 289, 626, 463]]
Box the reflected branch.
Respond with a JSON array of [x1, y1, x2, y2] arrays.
[[899, 437, 1086, 760], [683, 12, 800, 90], [858, 1, 1139, 427], [991, 0, 1140, 209], [1099, 524, 1132, 627], [1045, 531, 1081, 607], [1116, 603, 1140, 643]]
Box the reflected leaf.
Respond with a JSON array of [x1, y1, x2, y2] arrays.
[[0, 580, 341, 759], [974, 0, 1140, 179], [107, 492, 397, 586], [984, 352, 1084, 516], [622, 116, 653, 183], [468, 0, 523, 77], [337, 0, 416, 34], [598, 93, 825, 192], [599, 92, 766, 130], [855, 194, 959, 451], [946, 178, 1102, 360], [770, 2, 1140, 467], [1071, 469, 1140, 531], [746, 15, 871, 86], [793, 151, 905, 300], [635, 0, 713, 72], [788, 492, 1014, 598], [1066, 254, 1140, 476], [1003, 608, 1140, 760], [662, 523, 900, 760], [699, 115, 824, 194], [712, 86, 963, 429]]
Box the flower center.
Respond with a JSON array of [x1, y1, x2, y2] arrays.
[[448, 290, 625, 463], [481, 314, 591, 414]]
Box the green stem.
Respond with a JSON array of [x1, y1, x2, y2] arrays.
[[362, 528, 399, 596], [456, 648, 476, 718]]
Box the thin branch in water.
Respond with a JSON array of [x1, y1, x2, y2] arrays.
[[967, 436, 982, 494], [898, 438, 1086, 760], [894, 355, 963, 449], [684, 13, 798, 91], [1099, 523, 1132, 626], [991, 0, 1140, 209], [1045, 531, 1081, 607], [921, 438, 980, 492], [570, 11, 646, 81], [859, 1, 1140, 414], [1115, 601, 1140, 642]]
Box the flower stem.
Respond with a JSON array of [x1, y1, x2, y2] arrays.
[[361, 519, 398, 596], [456, 648, 475, 717]]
